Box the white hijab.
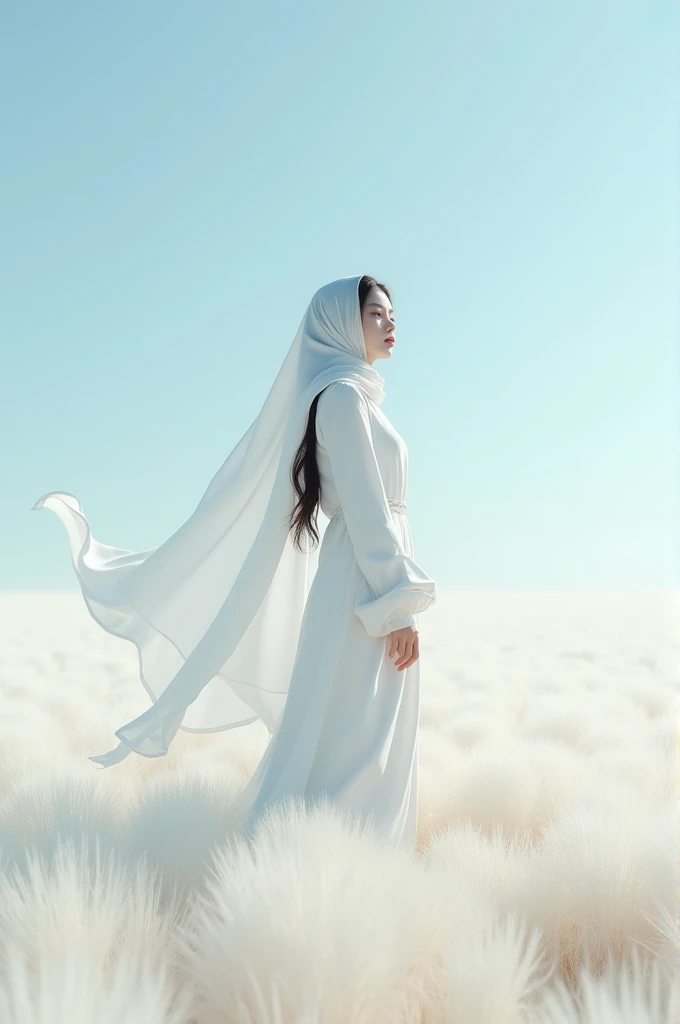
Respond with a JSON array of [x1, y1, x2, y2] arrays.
[[32, 274, 387, 768]]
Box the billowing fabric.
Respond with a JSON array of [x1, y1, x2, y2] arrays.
[[31, 274, 436, 845], [229, 379, 436, 848]]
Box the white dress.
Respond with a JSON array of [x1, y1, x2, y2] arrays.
[[232, 381, 437, 851]]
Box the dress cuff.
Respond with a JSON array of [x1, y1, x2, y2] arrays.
[[354, 582, 436, 638]]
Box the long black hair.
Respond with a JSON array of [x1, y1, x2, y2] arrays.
[[286, 275, 393, 554]]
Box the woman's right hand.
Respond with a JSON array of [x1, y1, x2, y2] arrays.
[[387, 625, 419, 672]]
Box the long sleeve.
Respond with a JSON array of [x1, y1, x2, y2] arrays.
[[316, 382, 437, 638]]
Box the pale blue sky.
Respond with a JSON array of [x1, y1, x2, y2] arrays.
[[4, 1, 678, 589]]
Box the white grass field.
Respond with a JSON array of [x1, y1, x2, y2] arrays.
[[0, 589, 677, 1022]]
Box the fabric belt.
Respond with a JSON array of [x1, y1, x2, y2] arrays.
[[326, 497, 407, 519]]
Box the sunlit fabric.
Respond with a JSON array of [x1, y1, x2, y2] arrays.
[[32, 275, 436, 848]]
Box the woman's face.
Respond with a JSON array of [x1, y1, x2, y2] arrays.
[[361, 285, 396, 365]]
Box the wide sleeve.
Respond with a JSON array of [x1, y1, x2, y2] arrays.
[[316, 382, 437, 638]]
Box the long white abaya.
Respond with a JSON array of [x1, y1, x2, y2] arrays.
[[230, 380, 436, 851]]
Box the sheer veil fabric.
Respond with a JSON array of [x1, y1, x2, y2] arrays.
[[32, 275, 400, 768]]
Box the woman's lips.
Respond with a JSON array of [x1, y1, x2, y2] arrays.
[[384, 337, 395, 346]]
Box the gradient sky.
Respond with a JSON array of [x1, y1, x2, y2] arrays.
[[4, 0, 678, 590]]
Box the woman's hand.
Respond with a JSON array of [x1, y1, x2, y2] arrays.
[[387, 625, 420, 672]]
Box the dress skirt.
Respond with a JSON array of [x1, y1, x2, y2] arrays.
[[230, 504, 421, 852]]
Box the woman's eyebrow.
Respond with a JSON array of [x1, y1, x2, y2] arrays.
[[366, 302, 394, 314]]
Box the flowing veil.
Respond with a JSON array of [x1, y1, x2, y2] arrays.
[[32, 275, 387, 767]]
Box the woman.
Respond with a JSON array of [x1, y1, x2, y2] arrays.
[[32, 275, 437, 851]]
